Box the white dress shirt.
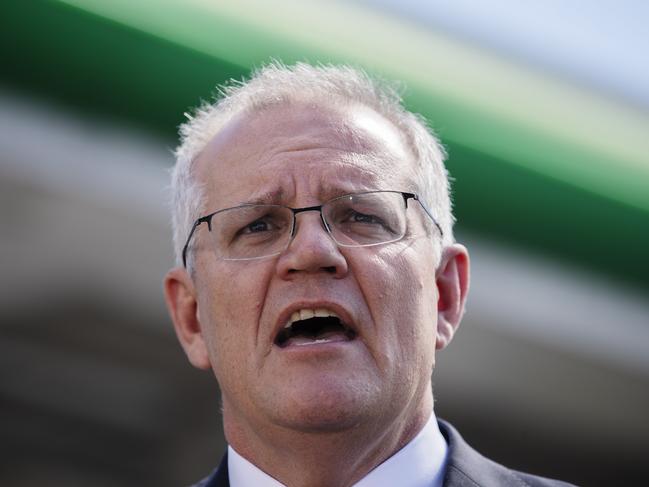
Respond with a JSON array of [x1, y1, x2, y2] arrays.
[[228, 412, 448, 487]]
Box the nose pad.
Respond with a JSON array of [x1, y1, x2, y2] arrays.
[[278, 212, 348, 277], [288, 212, 337, 253], [289, 209, 330, 242]]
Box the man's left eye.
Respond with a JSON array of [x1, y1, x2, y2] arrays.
[[349, 211, 383, 225]]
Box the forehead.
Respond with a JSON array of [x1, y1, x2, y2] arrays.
[[193, 101, 417, 207]]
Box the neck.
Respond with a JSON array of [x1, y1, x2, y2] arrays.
[[223, 393, 434, 487]]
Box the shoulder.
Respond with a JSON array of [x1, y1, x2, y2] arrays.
[[439, 420, 576, 487], [189, 424, 575, 487]]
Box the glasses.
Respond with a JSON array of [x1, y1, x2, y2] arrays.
[[182, 190, 442, 267]]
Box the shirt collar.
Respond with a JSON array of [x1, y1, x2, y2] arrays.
[[228, 412, 448, 487]]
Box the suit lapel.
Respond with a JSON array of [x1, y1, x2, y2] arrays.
[[192, 451, 229, 487]]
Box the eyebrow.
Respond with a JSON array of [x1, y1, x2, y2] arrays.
[[240, 189, 287, 206], [318, 184, 368, 201]]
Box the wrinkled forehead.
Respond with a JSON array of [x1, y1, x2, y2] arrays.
[[193, 101, 417, 206]]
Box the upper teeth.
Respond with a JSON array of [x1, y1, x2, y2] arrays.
[[285, 308, 340, 328]]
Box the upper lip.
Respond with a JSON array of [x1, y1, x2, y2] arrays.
[[272, 301, 359, 345]]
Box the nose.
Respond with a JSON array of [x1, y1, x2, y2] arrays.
[[276, 211, 348, 279]]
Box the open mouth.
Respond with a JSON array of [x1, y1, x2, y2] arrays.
[[275, 309, 357, 348]]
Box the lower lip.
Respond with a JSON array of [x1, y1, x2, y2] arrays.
[[274, 336, 358, 354]]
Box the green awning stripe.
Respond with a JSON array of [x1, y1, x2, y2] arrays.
[[60, 0, 649, 213]]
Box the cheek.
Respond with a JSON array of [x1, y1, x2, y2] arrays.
[[358, 245, 438, 363], [199, 262, 267, 322], [195, 263, 271, 373]]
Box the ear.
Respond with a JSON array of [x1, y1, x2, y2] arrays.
[[163, 267, 211, 370], [435, 244, 470, 350]]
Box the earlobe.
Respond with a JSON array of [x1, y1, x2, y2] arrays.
[[435, 244, 470, 350], [163, 267, 211, 370]]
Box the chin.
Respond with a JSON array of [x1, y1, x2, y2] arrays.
[[275, 404, 365, 434], [268, 377, 381, 433]]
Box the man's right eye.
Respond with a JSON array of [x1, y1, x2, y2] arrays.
[[241, 218, 273, 234]]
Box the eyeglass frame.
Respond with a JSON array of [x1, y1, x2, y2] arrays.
[[181, 190, 443, 267]]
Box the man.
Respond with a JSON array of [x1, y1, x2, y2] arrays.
[[164, 62, 572, 487]]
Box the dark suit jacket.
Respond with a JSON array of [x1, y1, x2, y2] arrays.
[[192, 420, 574, 487]]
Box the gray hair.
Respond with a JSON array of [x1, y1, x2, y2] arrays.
[[171, 61, 454, 267]]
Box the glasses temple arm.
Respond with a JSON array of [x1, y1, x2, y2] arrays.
[[410, 195, 444, 237], [182, 219, 202, 268]]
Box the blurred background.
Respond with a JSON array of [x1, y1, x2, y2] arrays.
[[1, 0, 648, 485]]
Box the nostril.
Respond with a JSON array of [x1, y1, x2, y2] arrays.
[[323, 266, 337, 274]]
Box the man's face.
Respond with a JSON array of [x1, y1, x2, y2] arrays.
[[184, 102, 442, 435]]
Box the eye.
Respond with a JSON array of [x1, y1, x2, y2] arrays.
[[348, 210, 384, 225], [243, 219, 271, 233], [239, 216, 279, 235]]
